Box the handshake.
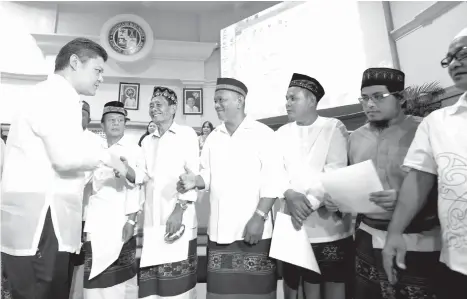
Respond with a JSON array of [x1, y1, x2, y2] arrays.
[[103, 151, 131, 178], [176, 166, 197, 194]]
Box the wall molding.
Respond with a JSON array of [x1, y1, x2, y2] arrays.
[[31, 33, 217, 62], [0, 71, 217, 87], [390, 1, 462, 41]]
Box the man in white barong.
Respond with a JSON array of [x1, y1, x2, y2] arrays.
[[277, 73, 354, 299], [83, 101, 143, 299], [178, 77, 283, 299], [137, 86, 199, 299]]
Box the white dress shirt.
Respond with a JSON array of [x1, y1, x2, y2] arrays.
[[139, 122, 199, 247], [200, 117, 284, 244], [276, 117, 353, 243], [82, 129, 105, 221], [1, 74, 109, 256], [84, 135, 143, 276], [403, 92, 467, 275]]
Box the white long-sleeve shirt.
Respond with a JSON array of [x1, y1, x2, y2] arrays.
[[139, 122, 199, 233], [200, 117, 284, 244], [276, 117, 353, 243], [1, 74, 110, 256]]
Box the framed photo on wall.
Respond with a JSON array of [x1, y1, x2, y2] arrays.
[[118, 82, 140, 110], [183, 88, 203, 115]]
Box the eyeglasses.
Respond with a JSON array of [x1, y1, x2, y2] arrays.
[[441, 46, 467, 68], [358, 92, 398, 104]]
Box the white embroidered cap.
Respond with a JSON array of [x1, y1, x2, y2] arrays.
[[454, 27, 467, 40]]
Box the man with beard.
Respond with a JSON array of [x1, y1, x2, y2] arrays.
[[178, 78, 282, 299], [276, 73, 353, 299], [383, 28, 467, 299], [327, 67, 441, 299]]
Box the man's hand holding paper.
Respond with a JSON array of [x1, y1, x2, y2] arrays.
[[320, 160, 387, 214], [369, 189, 398, 211]]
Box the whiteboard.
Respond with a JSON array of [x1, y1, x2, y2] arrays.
[[221, 1, 368, 120]]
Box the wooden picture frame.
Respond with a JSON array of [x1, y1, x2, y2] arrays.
[[118, 82, 140, 110], [183, 88, 203, 115]]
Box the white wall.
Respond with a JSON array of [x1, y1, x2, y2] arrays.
[[391, 2, 467, 87], [0, 1, 274, 129]]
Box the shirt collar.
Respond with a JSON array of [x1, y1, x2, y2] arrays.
[[217, 116, 255, 135], [103, 135, 132, 149], [447, 92, 467, 115], [151, 121, 180, 138], [48, 74, 81, 104]]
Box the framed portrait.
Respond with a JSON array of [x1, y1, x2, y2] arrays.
[[118, 82, 140, 110], [183, 88, 203, 115]]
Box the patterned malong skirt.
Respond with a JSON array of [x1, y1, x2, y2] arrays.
[[83, 236, 138, 289], [206, 238, 277, 299], [354, 229, 439, 299], [138, 238, 198, 299]]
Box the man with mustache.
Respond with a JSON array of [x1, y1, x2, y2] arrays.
[[383, 27, 467, 299], [0, 38, 126, 299], [326, 67, 441, 299], [178, 78, 282, 299], [277, 73, 353, 299]]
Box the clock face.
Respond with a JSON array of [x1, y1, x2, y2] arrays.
[[108, 21, 146, 56]]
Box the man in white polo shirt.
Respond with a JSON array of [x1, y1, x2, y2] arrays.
[[383, 27, 467, 299], [1, 38, 126, 299]]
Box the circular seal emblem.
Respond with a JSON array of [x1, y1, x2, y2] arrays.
[[100, 14, 154, 62], [108, 21, 146, 56]]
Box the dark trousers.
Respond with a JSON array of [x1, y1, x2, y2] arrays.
[[1, 209, 74, 299], [437, 263, 467, 299]]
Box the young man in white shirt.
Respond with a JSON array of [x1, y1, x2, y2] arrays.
[[83, 101, 142, 299], [178, 78, 283, 299], [137, 87, 199, 299], [1, 38, 127, 299], [277, 73, 353, 299], [383, 27, 467, 299]]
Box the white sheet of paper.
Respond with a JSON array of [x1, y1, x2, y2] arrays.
[[320, 160, 386, 214], [89, 225, 124, 280], [269, 212, 320, 273], [140, 225, 190, 268]]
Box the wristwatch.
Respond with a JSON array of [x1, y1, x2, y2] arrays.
[[177, 200, 188, 211], [127, 219, 136, 226], [255, 209, 268, 221]]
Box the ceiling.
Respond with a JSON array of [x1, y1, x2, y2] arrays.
[[30, 1, 281, 13]]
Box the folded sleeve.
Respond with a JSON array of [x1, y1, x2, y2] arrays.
[[306, 120, 349, 208], [403, 118, 438, 175], [178, 128, 200, 202], [31, 100, 108, 172]]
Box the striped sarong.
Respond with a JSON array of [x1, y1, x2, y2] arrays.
[[355, 229, 439, 299], [207, 238, 277, 299], [83, 236, 138, 289], [138, 238, 198, 298]]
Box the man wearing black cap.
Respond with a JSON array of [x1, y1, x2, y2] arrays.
[[82, 101, 142, 299], [384, 29, 467, 299], [137, 87, 199, 299], [326, 67, 440, 299], [276, 73, 353, 299], [178, 77, 283, 298]]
